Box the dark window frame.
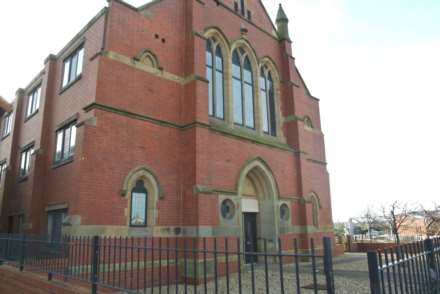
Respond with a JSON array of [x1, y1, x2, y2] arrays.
[[206, 39, 225, 120], [240, 0, 245, 16], [232, 49, 255, 130], [53, 121, 77, 165], [19, 145, 34, 179], [260, 67, 277, 136], [61, 45, 85, 90], [25, 85, 42, 120]]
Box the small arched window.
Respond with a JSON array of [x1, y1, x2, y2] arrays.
[[232, 48, 255, 129], [260, 66, 276, 136], [130, 180, 148, 227], [206, 39, 224, 120], [309, 193, 320, 227], [304, 116, 314, 129]]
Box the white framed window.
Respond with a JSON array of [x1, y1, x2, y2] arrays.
[[62, 46, 85, 87], [26, 86, 41, 118]]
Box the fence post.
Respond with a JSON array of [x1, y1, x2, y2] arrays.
[[323, 237, 335, 294], [91, 236, 100, 294], [367, 251, 381, 294], [19, 235, 26, 272], [424, 239, 437, 291]]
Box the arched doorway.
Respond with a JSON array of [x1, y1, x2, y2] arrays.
[[237, 158, 279, 262]]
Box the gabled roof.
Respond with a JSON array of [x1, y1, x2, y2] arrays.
[[257, 0, 279, 33], [295, 67, 312, 97]]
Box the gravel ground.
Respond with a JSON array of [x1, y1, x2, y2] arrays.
[[137, 253, 372, 294]]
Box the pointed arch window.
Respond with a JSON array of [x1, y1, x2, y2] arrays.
[[130, 180, 148, 227], [260, 66, 276, 136], [206, 39, 224, 120], [304, 116, 314, 129], [232, 48, 255, 129]]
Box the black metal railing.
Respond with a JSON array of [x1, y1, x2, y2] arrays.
[[367, 237, 440, 294], [0, 234, 336, 294]]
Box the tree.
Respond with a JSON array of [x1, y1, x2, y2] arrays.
[[382, 201, 413, 244], [360, 207, 382, 240], [422, 203, 440, 237], [333, 223, 346, 238]]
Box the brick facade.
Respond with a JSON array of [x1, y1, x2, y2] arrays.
[[0, 0, 334, 251]]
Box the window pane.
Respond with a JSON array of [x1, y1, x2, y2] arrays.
[[206, 41, 213, 116], [62, 60, 70, 86], [206, 67, 213, 116], [232, 51, 241, 78], [69, 125, 76, 157], [244, 83, 254, 128], [131, 192, 147, 226], [215, 70, 224, 119], [63, 127, 71, 160], [26, 149, 32, 172], [243, 57, 252, 83], [20, 153, 26, 175], [76, 48, 84, 76], [260, 70, 266, 91], [26, 96, 33, 117], [55, 131, 63, 162], [215, 47, 223, 71], [8, 115, 12, 134], [206, 41, 212, 66], [233, 78, 243, 125], [261, 89, 269, 133], [69, 54, 78, 81], [268, 76, 276, 136], [35, 88, 41, 111]]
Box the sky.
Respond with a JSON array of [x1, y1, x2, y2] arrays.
[[0, 0, 439, 222]]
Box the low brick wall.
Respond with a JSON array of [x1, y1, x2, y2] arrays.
[[333, 244, 345, 256], [349, 242, 396, 252], [0, 265, 90, 294]]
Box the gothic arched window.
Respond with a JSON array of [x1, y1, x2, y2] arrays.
[[206, 39, 225, 120], [130, 180, 148, 227], [304, 116, 314, 129], [232, 48, 255, 129], [260, 66, 276, 136]]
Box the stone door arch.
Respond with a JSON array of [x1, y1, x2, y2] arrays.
[[236, 158, 280, 254]]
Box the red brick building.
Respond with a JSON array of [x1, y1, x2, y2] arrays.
[[0, 0, 333, 254]]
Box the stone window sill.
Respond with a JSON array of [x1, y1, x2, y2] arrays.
[[59, 75, 82, 95], [24, 110, 39, 123], [52, 157, 74, 169]]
